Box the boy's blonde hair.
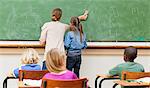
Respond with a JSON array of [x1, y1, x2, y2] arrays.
[[46, 48, 66, 73], [21, 48, 39, 64]]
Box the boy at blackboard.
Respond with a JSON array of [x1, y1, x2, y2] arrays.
[[108, 46, 144, 79], [64, 17, 87, 77], [39, 8, 88, 70]]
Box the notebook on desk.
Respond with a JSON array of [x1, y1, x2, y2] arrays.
[[23, 79, 42, 86], [135, 77, 150, 84]]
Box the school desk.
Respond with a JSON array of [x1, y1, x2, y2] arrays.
[[113, 80, 150, 88], [3, 74, 17, 88], [95, 74, 119, 88], [18, 81, 40, 88]]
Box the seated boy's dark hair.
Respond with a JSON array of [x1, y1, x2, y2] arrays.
[[124, 46, 137, 62]]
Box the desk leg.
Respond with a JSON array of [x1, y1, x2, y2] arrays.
[[3, 77, 17, 88], [99, 78, 120, 88], [3, 77, 8, 88], [95, 76, 100, 88], [112, 83, 118, 88], [99, 78, 107, 88]]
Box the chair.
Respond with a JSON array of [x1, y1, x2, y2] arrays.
[[41, 78, 88, 88], [121, 71, 150, 80], [113, 71, 150, 88], [19, 70, 49, 81]]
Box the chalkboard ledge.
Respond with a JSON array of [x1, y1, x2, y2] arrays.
[[0, 41, 43, 48], [87, 42, 150, 49], [1, 41, 150, 49]]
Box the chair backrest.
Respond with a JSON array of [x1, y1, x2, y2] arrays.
[[41, 78, 88, 88], [121, 71, 150, 80], [19, 70, 49, 81]]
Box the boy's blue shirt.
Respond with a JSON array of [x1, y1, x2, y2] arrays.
[[64, 31, 87, 56], [13, 64, 41, 78]]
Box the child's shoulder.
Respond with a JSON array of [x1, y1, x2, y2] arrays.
[[67, 31, 74, 33], [43, 22, 53, 25], [42, 72, 51, 78], [116, 62, 127, 67], [134, 62, 144, 67], [66, 70, 77, 78], [42, 22, 52, 27], [66, 70, 75, 74], [66, 31, 74, 36], [21, 64, 41, 70], [57, 21, 67, 25], [58, 22, 69, 27], [43, 21, 68, 27]]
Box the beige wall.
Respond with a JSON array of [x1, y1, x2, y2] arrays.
[[0, 48, 150, 88]]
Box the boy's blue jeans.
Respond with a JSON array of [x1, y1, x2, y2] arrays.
[[66, 55, 81, 78], [42, 61, 47, 70]]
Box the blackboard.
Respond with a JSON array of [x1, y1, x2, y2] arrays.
[[0, 0, 150, 41]]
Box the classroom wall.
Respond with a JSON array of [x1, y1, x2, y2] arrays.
[[0, 48, 150, 88]]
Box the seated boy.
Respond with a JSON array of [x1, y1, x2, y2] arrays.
[[11, 48, 41, 78], [108, 46, 145, 88]]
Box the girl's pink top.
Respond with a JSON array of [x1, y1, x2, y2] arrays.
[[42, 70, 78, 80]]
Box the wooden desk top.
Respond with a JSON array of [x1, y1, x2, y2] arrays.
[[97, 74, 119, 78], [7, 72, 15, 77], [18, 81, 40, 88], [114, 80, 150, 87]]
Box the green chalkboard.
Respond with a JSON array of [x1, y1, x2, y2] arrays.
[[0, 0, 150, 41]]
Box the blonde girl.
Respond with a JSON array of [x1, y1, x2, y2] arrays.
[[42, 48, 78, 80], [12, 48, 41, 78]]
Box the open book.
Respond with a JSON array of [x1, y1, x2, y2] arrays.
[[23, 79, 42, 86], [135, 77, 150, 83]]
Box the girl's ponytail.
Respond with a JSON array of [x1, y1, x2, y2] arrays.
[[51, 8, 62, 21], [70, 17, 84, 43], [79, 23, 83, 43]]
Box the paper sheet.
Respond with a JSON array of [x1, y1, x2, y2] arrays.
[[23, 79, 42, 86]]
